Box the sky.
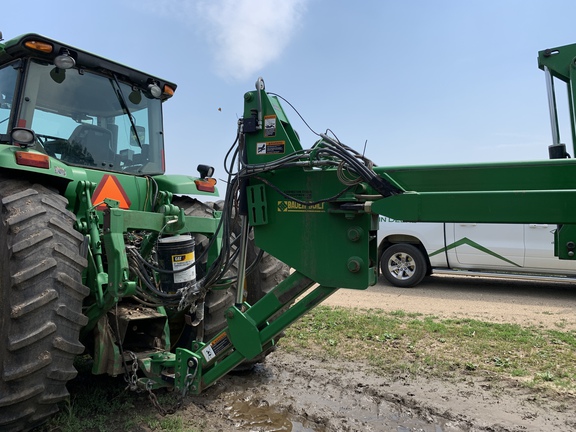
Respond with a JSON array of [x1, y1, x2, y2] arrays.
[[3, 0, 576, 189]]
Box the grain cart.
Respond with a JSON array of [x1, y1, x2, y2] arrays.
[[3, 31, 576, 432]]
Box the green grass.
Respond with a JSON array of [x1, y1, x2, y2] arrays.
[[281, 306, 576, 392]]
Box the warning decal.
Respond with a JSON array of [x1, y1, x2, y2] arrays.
[[264, 115, 276, 137], [201, 332, 232, 362], [91, 174, 132, 210], [256, 141, 285, 155]]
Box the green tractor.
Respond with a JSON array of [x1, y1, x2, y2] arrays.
[[0, 33, 287, 431]]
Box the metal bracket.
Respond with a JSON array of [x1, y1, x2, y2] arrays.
[[247, 184, 268, 226]]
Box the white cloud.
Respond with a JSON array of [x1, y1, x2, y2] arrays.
[[135, 0, 307, 81], [194, 0, 307, 81]]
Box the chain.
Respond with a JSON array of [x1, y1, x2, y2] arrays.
[[123, 350, 140, 392], [182, 357, 198, 398], [121, 351, 198, 416], [147, 357, 199, 416], [146, 380, 182, 416]]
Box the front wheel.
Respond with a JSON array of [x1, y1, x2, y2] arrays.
[[380, 243, 427, 288]]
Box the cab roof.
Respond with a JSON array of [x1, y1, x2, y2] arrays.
[[0, 33, 177, 98]]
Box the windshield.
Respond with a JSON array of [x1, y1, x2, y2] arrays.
[[18, 59, 165, 175]]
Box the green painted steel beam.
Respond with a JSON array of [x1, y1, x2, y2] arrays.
[[184, 272, 338, 394], [538, 43, 576, 83], [372, 158, 576, 224], [374, 158, 576, 194], [371, 190, 576, 224]]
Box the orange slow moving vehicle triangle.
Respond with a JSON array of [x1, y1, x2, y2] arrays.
[[91, 174, 132, 210]]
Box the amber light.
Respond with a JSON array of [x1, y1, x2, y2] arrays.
[[15, 151, 50, 169], [163, 85, 175, 97], [195, 178, 217, 193], [24, 40, 53, 53]]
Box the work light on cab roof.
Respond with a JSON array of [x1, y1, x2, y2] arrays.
[[17, 35, 177, 99]]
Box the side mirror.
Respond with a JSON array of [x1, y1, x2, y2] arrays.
[[197, 164, 215, 179]]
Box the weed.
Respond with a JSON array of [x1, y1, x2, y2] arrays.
[[492, 357, 511, 368], [465, 362, 478, 371], [536, 371, 555, 382]]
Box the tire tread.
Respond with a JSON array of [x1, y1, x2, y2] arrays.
[[0, 180, 89, 431]]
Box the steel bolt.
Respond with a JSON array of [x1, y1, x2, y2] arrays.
[[347, 256, 363, 273], [347, 227, 363, 242]]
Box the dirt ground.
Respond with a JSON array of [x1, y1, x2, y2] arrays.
[[160, 275, 576, 432]]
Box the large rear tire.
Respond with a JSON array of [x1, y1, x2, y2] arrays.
[[0, 179, 89, 431]]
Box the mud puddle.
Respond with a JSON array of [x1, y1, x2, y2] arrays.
[[217, 389, 450, 432], [186, 353, 466, 432], [181, 349, 576, 432], [221, 394, 315, 431]]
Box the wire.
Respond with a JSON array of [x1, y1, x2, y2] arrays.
[[267, 92, 321, 138], [124, 88, 395, 315]]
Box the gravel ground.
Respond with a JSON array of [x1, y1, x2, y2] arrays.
[[324, 274, 576, 330]]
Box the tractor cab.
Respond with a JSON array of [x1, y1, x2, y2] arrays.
[[0, 34, 176, 175]]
